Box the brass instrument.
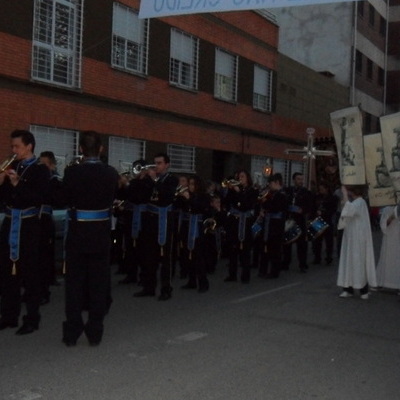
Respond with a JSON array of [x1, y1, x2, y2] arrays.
[[257, 189, 271, 202], [221, 178, 240, 188], [0, 154, 17, 173], [67, 155, 83, 166], [175, 185, 189, 197], [132, 163, 156, 176], [203, 218, 217, 234]]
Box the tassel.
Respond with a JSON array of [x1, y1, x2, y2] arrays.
[[240, 241, 243, 250], [133, 239, 136, 248], [189, 251, 192, 260], [264, 244, 268, 253], [160, 246, 164, 257], [12, 262, 16, 275], [63, 261, 66, 275]]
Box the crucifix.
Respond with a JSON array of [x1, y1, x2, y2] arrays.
[[285, 128, 336, 190]]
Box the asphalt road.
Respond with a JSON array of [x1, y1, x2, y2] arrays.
[[1, 231, 399, 400]]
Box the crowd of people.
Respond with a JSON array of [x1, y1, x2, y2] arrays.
[[0, 129, 397, 347]]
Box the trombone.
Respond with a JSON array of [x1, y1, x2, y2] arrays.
[[221, 178, 240, 188], [0, 154, 17, 173]]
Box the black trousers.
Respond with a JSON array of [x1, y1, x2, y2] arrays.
[[63, 249, 111, 343], [0, 217, 42, 326], [259, 235, 283, 278], [39, 214, 56, 297], [140, 213, 174, 294], [282, 233, 308, 270]]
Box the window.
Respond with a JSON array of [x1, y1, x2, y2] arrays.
[[251, 155, 272, 186], [108, 136, 145, 173], [253, 65, 273, 112], [32, 0, 83, 88], [112, 3, 149, 75], [357, 1, 364, 17], [167, 144, 195, 173], [368, 4, 375, 26], [355, 50, 363, 74], [214, 48, 238, 102], [367, 58, 373, 80], [30, 125, 78, 176], [273, 158, 290, 187], [169, 29, 199, 90], [379, 16, 386, 36], [378, 67, 385, 86]]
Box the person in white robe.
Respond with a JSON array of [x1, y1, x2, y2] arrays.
[[337, 185, 377, 299], [376, 206, 400, 291]]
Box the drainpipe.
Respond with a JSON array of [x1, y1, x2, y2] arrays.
[[350, 2, 358, 106]]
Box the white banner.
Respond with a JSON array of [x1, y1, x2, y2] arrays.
[[363, 133, 395, 207], [330, 106, 365, 185], [139, 0, 360, 19]]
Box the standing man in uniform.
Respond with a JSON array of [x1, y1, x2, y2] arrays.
[[282, 172, 312, 273], [134, 153, 178, 301], [0, 130, 50, 334], [60, 131, 119, 346]]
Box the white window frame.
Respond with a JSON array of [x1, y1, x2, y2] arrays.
[[214, 48, 238, 102], [112, 2, 149, 75], [30, 125, 79, 177], [169, 28, 199, 90], [253, 64, 273, 112], [108, 136, 146, 173], [167, 144, 195, 173], [32, 0, 84, 88]]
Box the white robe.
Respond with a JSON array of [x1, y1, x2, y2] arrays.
[[337, 197, 377, 289], [376, 206, 400, 289]]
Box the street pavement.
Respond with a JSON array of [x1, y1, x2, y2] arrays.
[[1, 230, 400, 400]]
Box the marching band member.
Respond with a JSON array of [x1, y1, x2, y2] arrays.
[[282, 172, 312, 273], [0, 130, 50, 334], [133, 153, 178, 301], [176, 175, 211, 292], [223, 170, 258, 283], [60, 131, 119, 346], [311, 182, 337, 265], [258, 173, 288, 279]]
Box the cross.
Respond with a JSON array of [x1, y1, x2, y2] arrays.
[[284, 128, 336, 190]]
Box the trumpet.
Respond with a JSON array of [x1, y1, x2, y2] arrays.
[[175, 185, 189, 196], [221, 178, 240, 188], [0, 154, 17, 173], [67, 155, 83, 167], [132, 163, 156, 176], [257, 189, 272, 202], [203, 218, 217, 234]]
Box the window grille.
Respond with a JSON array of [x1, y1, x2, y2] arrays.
[[32, 0, 83, 88], [112, 2, 149, 75], [273, 158, 290, 187], [108, 136, 145, 173], [30, 124, 78, 176], [167, 144, 195, 173], [214, 48, 238, 102], [253, 65, 273, 112], [251, 155, 270, 187], [170, 29, 199, 90]]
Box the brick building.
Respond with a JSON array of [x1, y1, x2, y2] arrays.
[[0, 0, 348, 185]]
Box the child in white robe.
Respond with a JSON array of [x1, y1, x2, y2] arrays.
[[337, 185, 377, 299]]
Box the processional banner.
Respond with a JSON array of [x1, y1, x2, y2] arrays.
[[380, 111, 400, 203], [330, 106, 365, 185], [363, 133, 395, 207], [139, 0, 361, 18]]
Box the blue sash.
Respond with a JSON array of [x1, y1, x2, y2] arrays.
[[147, 204, 173, 246], [5, 207, 39, 266], [187, 213, 203, 251], [263, 212, 283, 242], [68, 208, 110, 221], [40, 204, 53, 216], [131, 203, 148, 239], [230, 208, 254, 242]]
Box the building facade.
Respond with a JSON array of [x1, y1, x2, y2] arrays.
[[0, 0, 348, 186], [270, 0, 400, 135]]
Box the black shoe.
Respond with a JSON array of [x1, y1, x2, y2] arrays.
[[299, 268, 307, 273], [62, 338, 77, 347], [0, 319, 18, 330], [224, 276, 237, 282], [241, 279, 250, 284], [326, 257, 333, 265], [119, 276, 137, 284], [88, 340, 101, 347], [158, 287, 173, 301], [15, 324, 38, 335], [133, 289, 155, 297], [313, 259, 321, 265], [181, 282, 197, 289], [40, 294, 50, 305]]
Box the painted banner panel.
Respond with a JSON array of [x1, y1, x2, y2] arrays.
[[380, 111, 400, 203], [363, 133, 395, 207], [330, 106, 365, 185], [139, 0, 360, 19]]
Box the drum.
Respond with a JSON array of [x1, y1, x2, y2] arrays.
[[307, 217, 329, 240], [284, 219, 302, 245], [251, 221, 263, 239]]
